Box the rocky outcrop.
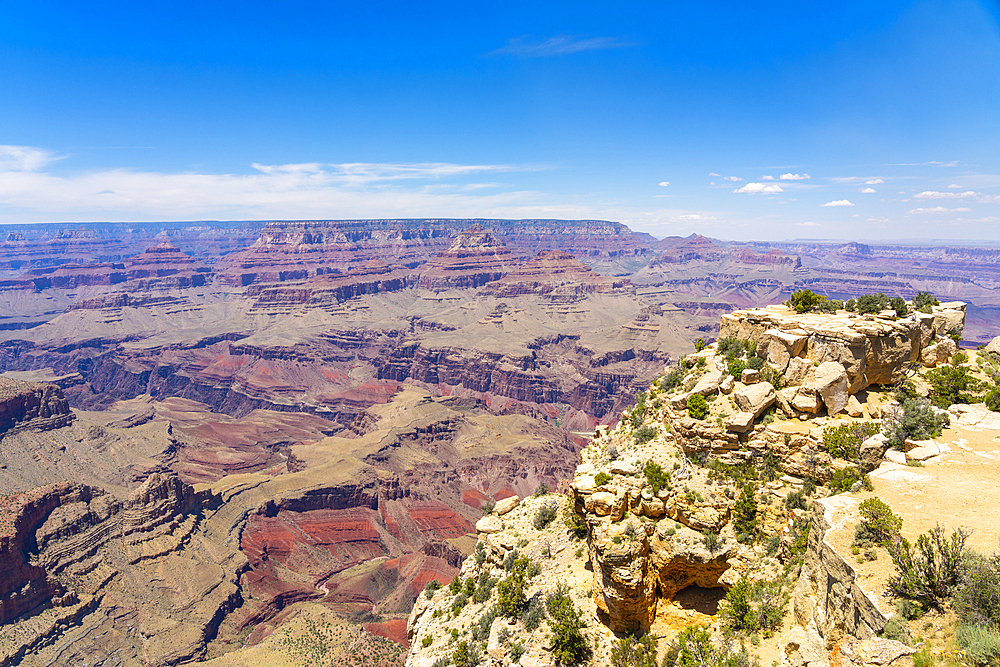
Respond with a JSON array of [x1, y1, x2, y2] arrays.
[[480, 250, 634, 298], [0, 377, 75, 435], [417, 225, 518, 291], [0, 474, 241, 666]]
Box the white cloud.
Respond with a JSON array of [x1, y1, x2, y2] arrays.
[[821, 200, 854, 207], [779, 173, 810, 180], [489, 35, 634, 58], [0, 145, 61, 172], [735, 182, 783, 194], [914, 190, 977, 199], [909, 206, 972, 214], [658, 181, 670, 187], [865, 178, 884, 185], [947, 184, 963, 189], [709, 172, 721, 177], [762, 175, 774, 180], [859, 187, 876, 194], [723, 176, 743, 182], [796, 221, 821, 227], [0, 153, 575, 222]]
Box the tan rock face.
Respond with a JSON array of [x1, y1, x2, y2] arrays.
[[811, 361, 850, 415], [493, 495, 520, 516], [735, 382, 776, 417]]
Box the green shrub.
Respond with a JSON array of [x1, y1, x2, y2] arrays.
[[523, 594, 546, 631], [451, 640, 482, 667], [610, 633, 658, 667], [884, 398, 948, 449], [785, 489, 808, 511], [534, 482, 550, 497], [464, 576, 476, 597], [565, 510, 588, 540], [953, 351, 969, 365], [829, 466, 871, 494], [888, 524, 971, 610], [786, 289, 825, 313], [660, 366, 684, 392], [719, 576, 789, 637], [662, 624, 751, 667], [985, 388, 1000, 413], [687, 393, 709, 420], [473, 571, 497, 604], [759, 364, 784, 390], [732, 483, 758, 537], [510, 640, 526, 663], [422, 635, 433, 648], [857, 293, 889, 314], [890, 296, 909, 318], [815, 298, 843, 313], [824, 422, 881, 462], [594, 472, 611, 486], [717, 336, 745, 359], [857, 497, 903, 545], [727, 358, 747, 379], [702, 531, 721, 553], [746, 355, 765, 370], [425, 578, 443, 599], [643, 460, 671, 494], [895, 598, 924, 620], [545, 585, 589, 665], [451, 592, 469, 614], [498, 555, 535, 617], [845, 298, 857, 312], [633, 424, 657, 446], [534, 502, 558, 530], [694, 338, 707, 352], [449, 575, 462, 595], [879, 617, 912, 645], [914, 291, 937, 310], [925, 365, 984, 407], [954, 551, 1000, 628], [472, 605, 498, 641], [957, 623, 1000, 666]]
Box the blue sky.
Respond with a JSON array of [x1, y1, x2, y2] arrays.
[[1, 1, 999, 241]]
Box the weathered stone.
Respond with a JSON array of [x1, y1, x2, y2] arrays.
[[610, 461, 639, 475], [670, 392, 690, 410], [831, 636, 916, 667], [986, 335, 1000, 355], [741, 368, 759, 384], [906, 443, 940, 461], [719, 374, 735, 394], [784, 357, 814, 386], [791, 389, 821, 414], [933, 304, 965, 337], [726, 411, 755, 433], [493, 496, 520, 516], [812, 361, 850, 415], [858, 433, 888, 472], [846, 394, 864, 417], [921, 338, 958, 367], [585, 491, 617, 516], [734, 382, 776, 418], [884, 448, 906, 465], [476, 515, 502, 534], [691, 368, 724, 396]]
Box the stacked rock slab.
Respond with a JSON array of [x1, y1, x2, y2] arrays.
[[718, 302, 965, 419]]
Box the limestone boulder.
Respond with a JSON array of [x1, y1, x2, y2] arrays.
[[884, 448, 906, 465], [734, 382, 776, 418], [726, 411, 755, 433], [493, 495, 520, 516], [811, 361, 850, 415], [784, 357, 813, 386], [764, 328, 808, 372], [933, 303, 965, 337], [719, 374, 735, 394], [921, 338, 957, 367], [830, 636, 916, 667], [986, 335, 1000, 355], [858, 433, 889, 472], [585, 491, 618, 516], [791, 388, 821, 414], [476, 515, 502, 534], [846, 395, 864, 417], [691, 367, 724, 396], [741, 368, 759, 384]]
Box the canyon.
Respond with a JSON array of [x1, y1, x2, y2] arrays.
[[1, 219, 1000, 665]]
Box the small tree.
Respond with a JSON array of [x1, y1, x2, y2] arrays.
[[687, 393, 709, 420], [546, 585, 589, 665], [857, 497, 903, 545], [883, 397, 948, 448], [857, 292, 889, 314], [732, 483, 758, 538], [888, 525, 971, 610], [786, 289, 825, 313]]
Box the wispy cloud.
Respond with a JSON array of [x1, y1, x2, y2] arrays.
[[910, 206, 972, 214], [796, 221, 820, 227], [489, 35, 634, 58], [779, 173, 810, 180], [762, 175, 774, 180], [884, 160, 959, 167], [0, 145, 62, 172], [913, 190, 977, 199], [865, 178, 884, 185], [859, 187, 876, 194], [735, 182, 783, 194], [722, 176, 743, 182], [821, 200, 854, 207], [947, 184, 963, 189], [708, 172, 721, 177], [658, 181, 670, 187]]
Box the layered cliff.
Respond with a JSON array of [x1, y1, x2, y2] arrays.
[[0, 376, 75, 435]]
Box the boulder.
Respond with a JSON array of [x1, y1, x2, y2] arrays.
[[986, 335, 1000, 355], [784, 357, 813, 386], [884, 448, 906, 465], [691, 368, 724, 396], [921, 338, 957, 367], [791, 388, 821, 414], [734, 382, 776, 418], [741, 368, 759, 384], [726, 411, 755, 433], [670, 392, 691, 410], [493, 496, 520, 516], [611, 461, 639, 475], [811, 361, 850, 415], [476, 515, 502, 534], [933, 304, 966, 337], [858, 433, 888, 471], [906, 442, 941, 461], [846, 395, 864, 418], [719, 374, 735, 394], [586, 491, 618, 516], [764, 328, 808, 371]]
